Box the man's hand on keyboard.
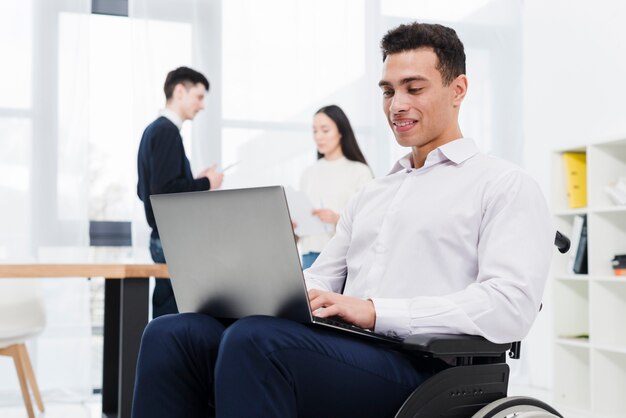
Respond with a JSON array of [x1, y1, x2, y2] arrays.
[[308, 289, 376, 330]]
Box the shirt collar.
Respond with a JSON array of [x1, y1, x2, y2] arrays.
[[389, 138, 480, 174], [159, 108, 183, 131]]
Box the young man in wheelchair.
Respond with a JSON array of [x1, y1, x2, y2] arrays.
[[132, 22, 553, 418]]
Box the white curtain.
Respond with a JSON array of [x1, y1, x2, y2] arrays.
[[127, 0, 222, 254], [219, 0, 384, 192], [0, 0, 93, 402]]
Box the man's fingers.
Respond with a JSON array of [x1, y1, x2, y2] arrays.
[[314, 304, 340, 318], [309, 294, 330, 311], [308, 289, 342, 312]]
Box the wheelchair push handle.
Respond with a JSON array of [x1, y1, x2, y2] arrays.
[[555, 231, 570, 254]]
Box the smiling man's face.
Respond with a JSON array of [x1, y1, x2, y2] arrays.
[[379, 47, 466, 157]]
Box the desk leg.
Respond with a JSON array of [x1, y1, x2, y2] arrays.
[[102, 278, 149, 418], [118, 277, 149, 418], [103, 279, 120, 417]]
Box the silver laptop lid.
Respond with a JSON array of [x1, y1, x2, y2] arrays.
[[150, 186, 312, 323]]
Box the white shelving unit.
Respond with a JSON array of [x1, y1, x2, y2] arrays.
[[551, 137, 626, 416]]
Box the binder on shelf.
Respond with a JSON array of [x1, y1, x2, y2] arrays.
[[562, 152, 587, 208], [573, 215, 588, 275], [567, 214, 584, 274]]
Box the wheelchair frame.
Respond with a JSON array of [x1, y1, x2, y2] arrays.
[[393, 334, 563, 418], [393, 232, 570, 418]]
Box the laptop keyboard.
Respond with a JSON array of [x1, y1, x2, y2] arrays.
[[314, 315, 359, 329], [313, 315, 402, 342]]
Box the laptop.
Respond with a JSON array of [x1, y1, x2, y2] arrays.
[[150, 185, 402, 344]]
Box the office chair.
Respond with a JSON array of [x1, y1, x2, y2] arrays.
[[0, 281, 46, 418], [391, 231, 570, 418]]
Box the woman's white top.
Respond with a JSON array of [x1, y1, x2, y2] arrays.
[[299, 157, 373, 254]]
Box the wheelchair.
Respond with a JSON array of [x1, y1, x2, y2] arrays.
[[392, 334, 562, 418], [201, 233, 568, 417], [392, 231, 570, 418]]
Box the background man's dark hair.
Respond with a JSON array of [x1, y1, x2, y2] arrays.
[[381, 22, 466, 86], [164, 67, 209, 100]]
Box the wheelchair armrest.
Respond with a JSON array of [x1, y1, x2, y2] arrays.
[[400, 333, 512, 358]]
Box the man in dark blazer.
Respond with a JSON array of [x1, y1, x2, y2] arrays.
[[137, 66, 223, 318]]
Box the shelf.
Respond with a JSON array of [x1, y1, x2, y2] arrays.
[[588, 211, 626, 276], [552, 137, 626, 412], [554, 274, 588, 281], [590, 136, 626, 147], [590, 281, 626, 347], [587, 141, 626, 208], [554, 344, 590, 409], [553, 207, 626, 215], [592, 350, 626, 414], [594, 344, 626, 355], [553, 208, 588, 217], [590, 206, 626, 214], [592, 275, 626, 282], [554, 280, 588, 338], [554, 145, 587, 153], [556, 337, 590, 349]]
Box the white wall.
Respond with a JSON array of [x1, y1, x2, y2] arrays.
[[522, 0, 626, 389]]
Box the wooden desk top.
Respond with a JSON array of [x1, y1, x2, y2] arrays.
[[0, 263, 169, 279]]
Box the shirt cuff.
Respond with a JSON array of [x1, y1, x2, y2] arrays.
[[370, 297, 411, 337]]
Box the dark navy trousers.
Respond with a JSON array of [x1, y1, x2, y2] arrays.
[[132, 314, 443, 418]]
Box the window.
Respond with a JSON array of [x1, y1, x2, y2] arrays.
[[85, 14, 192, 221], [0, 0, 33, 259], [221, 0, 379, 187]]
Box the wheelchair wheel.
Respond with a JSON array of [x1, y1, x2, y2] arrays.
[[471, 396, 563, 418]]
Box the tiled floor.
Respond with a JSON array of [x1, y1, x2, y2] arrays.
[[0, 396, 100, 418], [0, 388, 597, 418], [508, 385, 594, 418]]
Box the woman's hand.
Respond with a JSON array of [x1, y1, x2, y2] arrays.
[[312, 208, 340, 225], [291, 221, 299, 242], [308, 289, 376, 330]]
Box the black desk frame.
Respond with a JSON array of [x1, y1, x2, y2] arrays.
[[101, 278, 149, 418]]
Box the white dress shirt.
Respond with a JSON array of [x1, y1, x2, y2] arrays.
[[299, 157, 373, 254], [304, 138, 553, 343], [160, 108, 183, 131]]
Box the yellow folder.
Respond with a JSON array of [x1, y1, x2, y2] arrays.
[[562, 152, 587, 208]]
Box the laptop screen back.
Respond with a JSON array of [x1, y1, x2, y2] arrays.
[[150, 186, 312, 323]]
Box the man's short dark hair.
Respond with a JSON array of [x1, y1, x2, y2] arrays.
[[381, 22, 466, 86], [164, 67, 209, 100]]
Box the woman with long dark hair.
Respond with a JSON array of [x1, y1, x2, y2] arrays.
[[299, 105, 373, 269]]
